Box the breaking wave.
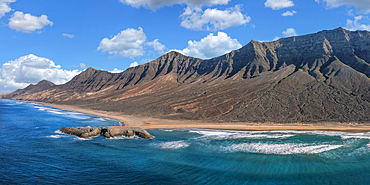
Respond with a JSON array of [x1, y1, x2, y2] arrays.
[[156, 141, 190, 149], [47, 135, 62, 138], [223, 142, 343, 155], [189, 130, 295, 140]]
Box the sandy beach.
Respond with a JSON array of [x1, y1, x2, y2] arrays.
[[40, 102, 370, 132]]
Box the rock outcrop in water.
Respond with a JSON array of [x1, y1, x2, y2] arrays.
[[60, 126, 153, 139], [60, 126, 102, 138], [2, 28, 370, 123]]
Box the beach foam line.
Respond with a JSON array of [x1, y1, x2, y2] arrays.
[[224, 142, 343, 155], [188, 129, 295, 140], [33, 104, 122, 124], [189, 129, 370, 141]]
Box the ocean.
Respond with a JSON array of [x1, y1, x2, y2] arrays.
[[1, 99, 370, 184]]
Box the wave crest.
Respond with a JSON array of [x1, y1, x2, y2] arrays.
[[224, 142, 343, 155], [156, 141, 189, 149]]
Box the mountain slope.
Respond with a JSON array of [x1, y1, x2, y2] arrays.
[[2, 28, 370, 123]]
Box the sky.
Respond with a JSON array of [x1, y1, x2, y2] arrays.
[[1, 0, 370, 92]]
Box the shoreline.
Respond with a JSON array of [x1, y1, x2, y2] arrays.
[[33, 102, 370, 132]]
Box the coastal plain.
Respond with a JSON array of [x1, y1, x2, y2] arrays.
[[41, 102, 370, 132]]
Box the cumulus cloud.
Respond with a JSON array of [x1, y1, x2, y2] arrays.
[[119, 0, 231, 10], [8, 11, 53, 33], [97, 27, 166, 58], [282, 28, 297, 37], [265, 0, 294, 10], [180, 5, 251, 31], [147, 39, 166, 54], [173, 32, 241, 59], [0, 54, 80, 92], [97, 27, 147, 58], [0, 0, 15, 19], [109, 68, 124, 73], [130, 61, 139, 67], [317, 0, 370, 14], [63, 33, 74, 38], [282, 10, 296, 16], [345, 16, 370, 31]]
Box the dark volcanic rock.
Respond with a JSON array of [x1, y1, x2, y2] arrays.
[[60, 126, 153, 139], [101, 126, 153, 139], [60, 127, 101, 138]]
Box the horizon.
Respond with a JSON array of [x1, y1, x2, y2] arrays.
[[1, 0, 370, 92]]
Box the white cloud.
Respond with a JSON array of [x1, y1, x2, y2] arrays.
[[130, 61, 139, 67], [0, 54, 80, 92], [0, 0, 15, 19], [173, 32, 242, 59], [97, 27, 166, 58], [79, 63, 86, 68], [317, 0, 370, 14], [282, 28, 297, 37], [180, 5, 251, 31], [119, 0, 231, 10], [147, 39, 166, 54], [109, 68, 124, 73], [63, 33, 74, 38], [97, 27, 147, 59], [265, 0, 294, 10], [282, 10, 296, 16], [8, 11, 53, 33], [345, 15, 370, 31]]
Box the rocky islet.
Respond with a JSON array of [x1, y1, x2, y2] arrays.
[[60, 126, 153, 139]]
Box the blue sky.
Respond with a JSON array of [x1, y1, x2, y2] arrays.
[[1, 0, 370, 92]]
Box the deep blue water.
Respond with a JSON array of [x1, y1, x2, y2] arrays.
[[2, 100, 370, 184]]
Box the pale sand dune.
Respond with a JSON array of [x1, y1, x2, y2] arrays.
[[40, 103, 370, 132]]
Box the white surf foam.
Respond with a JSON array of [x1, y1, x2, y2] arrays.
[[34, 106, 46, 111], [271, 130, 370, 140], [47, 135, 62, 138], [161, 129, 175, 132], [95, 118, 107, 121], [224, 142, 343, 155], [73, 137, 93, 141], [157, 141, 189, 149], [47, 110, 64, 115], [54, 130, 64, 134], [340, 132, 370, 140], [107, 135, 138, 140], [67, 114, 90, 119], [191, 129, 370, 141], [188, 130, 295, 140]]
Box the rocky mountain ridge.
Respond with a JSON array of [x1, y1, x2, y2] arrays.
[[2, 28, 370, 123]]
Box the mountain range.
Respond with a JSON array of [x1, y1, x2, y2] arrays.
[[3, 27, 370, 123]]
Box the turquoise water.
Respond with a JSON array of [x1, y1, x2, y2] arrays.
[[1, 100, 370, 184]]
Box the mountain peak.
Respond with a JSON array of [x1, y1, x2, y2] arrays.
[[36, 80, 55, 86], [24, 79, 55, 92], [84, 67, 98, 72], [164, 50, 186, 58], [334, 27, 347, 31]]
